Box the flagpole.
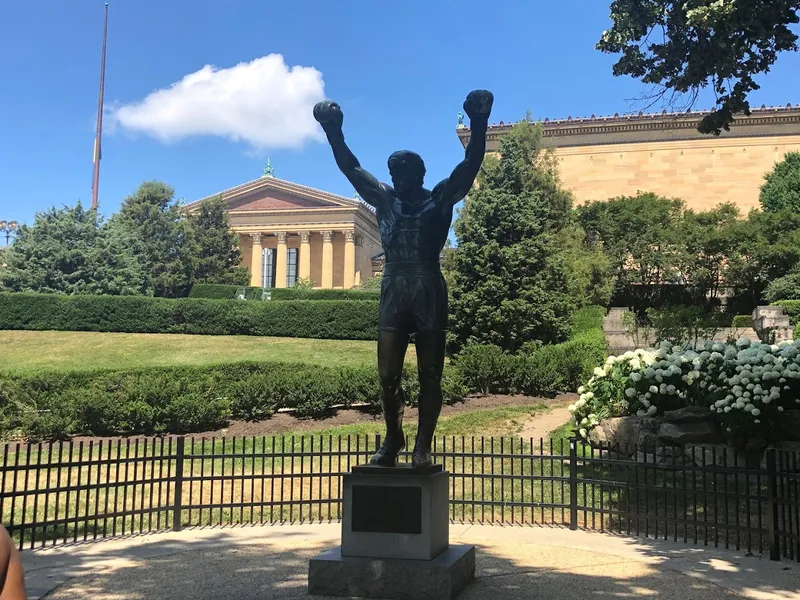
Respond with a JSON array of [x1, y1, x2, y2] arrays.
[[91, 3, 109, 210]]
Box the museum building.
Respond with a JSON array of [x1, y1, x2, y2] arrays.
[[457, 104, 800, 213], [184, 167, 382, 290]]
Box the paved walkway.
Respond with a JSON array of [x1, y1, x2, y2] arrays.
[[20, 523, 800, 599]]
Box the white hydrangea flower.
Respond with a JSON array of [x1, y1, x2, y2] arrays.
[[630, 372, 642, 382], [625, 388, 637, 398]]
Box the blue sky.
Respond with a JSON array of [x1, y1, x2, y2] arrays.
[[1, 0, 799, 229]]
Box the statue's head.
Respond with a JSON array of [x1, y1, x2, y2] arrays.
[[388, 150, 425, 195]]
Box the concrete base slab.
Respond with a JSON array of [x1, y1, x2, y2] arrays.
[[308, 544, 475, 599]]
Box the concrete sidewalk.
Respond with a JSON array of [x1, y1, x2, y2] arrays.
[[21, 523, 800, 599]]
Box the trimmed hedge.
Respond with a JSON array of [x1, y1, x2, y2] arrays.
[[731, 314, 755, 328], [188, 284, 265, 300], [454, 305, 607, 397], [188, 284, 381, 301], [0, 362, 466, 440], [270, 288, 380, 301], [0, 292, 379, 340]]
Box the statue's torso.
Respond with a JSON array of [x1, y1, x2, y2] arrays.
[[376, 191, 452, 264]]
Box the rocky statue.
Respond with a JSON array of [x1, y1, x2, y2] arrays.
[[314, 90, 493, 468]]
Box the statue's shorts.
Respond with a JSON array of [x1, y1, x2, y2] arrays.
[[379, 262, 448, 334]]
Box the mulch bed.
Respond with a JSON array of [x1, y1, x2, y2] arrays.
[[205, 392, 577, 437]]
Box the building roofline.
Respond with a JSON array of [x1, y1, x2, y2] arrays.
[[185, 175, 375, 214], [461, 103, 800, 131], [457, 103, 800, 149]]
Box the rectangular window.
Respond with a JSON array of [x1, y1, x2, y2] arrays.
[[262, 248, 276, 288], [287, 248, 298, 287]]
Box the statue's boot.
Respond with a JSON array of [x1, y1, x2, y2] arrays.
[[412, 393, 442, 468], [370, 390, 406, 467]]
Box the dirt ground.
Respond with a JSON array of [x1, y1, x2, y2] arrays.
[[206, 392, 577, 437]]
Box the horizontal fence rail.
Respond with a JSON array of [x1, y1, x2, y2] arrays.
[[1, 435, 798, 561]]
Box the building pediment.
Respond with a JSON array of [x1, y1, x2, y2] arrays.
[[185, 175, 367, 214]]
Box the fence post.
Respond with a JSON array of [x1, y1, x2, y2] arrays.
[[569, 437, 578, 531], [172, 436, 185, 532], [766, 448, 780, 561]]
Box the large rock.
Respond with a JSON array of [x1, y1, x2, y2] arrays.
[[663, 406, 713, 424], [657, 421, 723, 445], [589, 416, 659, 452], [684, 444, 747, 468]]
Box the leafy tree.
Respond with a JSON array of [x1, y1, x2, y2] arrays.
[[554, 223, 616, 307], [764, 270, 800, 302], [0, 203, 143, 295], [577, 192, 685, 295], [677, 203, 741, 303], [440, 238, 457, 293], [449, 119, 576, 353], [760, 151, 800, 212], [187, 196, 248, 285], [357, 273, 382, 290], [727, 208, 800, 308], [110, 181, 197, 298], [597, 0, 800, 134]]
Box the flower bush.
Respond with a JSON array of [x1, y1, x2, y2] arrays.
[[569, 338, 800, 444]]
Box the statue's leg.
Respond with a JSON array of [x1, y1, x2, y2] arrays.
[[370, 328, 410, 466], [412, 330, 446, 468]]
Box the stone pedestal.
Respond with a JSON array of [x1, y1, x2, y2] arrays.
[[308, 464, 475, 599], [309, 544, 475, 600]]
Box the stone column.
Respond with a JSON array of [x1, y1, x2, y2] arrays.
[[343, 230, 356, 289], [321, 230, 334, 289], [299, 231, 311, 282], [249, 233, 262, 287], [275, 231, 288, 288]]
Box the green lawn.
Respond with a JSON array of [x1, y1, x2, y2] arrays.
[[0, 330, 414, 372]]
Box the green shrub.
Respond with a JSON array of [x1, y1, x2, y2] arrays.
[[270, 288, 380, 301], [765, 272, 800, 303], [0, 292, 379, 340], [456, 345, 514, 395], [732, 314, 755, 328], [772, 300, 800, 325], [572, 305, 606, 336], [189, 283, 239, 299], [455, 305, 606, 397], [0, 361, 466, 439], [189, 284, 268, 300]]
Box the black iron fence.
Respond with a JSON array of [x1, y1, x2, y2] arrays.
[[1, 435, 798, 561]]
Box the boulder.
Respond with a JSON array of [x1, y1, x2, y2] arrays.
[[589, 416, 659, 452], [657, 421, 723, 445], [633, 445, 694, 466], [684, 444, 747, 468], [662, 406, 713, 424]]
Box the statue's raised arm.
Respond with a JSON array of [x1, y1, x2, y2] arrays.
[[434, 90, 494, 206], [313, 101, 389, 209]]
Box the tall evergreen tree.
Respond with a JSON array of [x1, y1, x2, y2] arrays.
[[187, 196, 248, 285], [111, 181, 196, 298], [449, 119, 576, 353], [0, 203, 143, 295]]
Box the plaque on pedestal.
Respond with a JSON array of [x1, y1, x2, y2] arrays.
[[308, 464, 475, 599], [342, 463, 448, 560]]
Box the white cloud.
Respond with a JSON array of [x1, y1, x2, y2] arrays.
[[111, 54, 326, 151]]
